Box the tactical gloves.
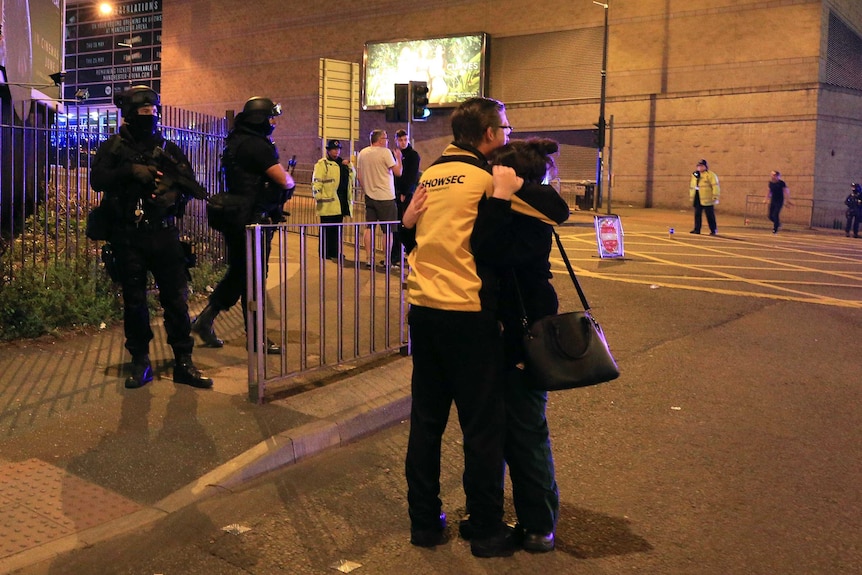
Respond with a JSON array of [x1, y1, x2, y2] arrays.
[[131, 164, 158, 184]]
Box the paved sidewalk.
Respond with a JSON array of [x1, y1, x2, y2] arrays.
[[0, 305, 412, 574]]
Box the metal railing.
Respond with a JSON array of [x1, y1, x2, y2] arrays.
[[743, 194, 849, 230], [245, 221, 407, 403], [0, 104, 227, 282]]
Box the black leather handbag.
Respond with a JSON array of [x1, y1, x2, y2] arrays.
[[517, 231, 620, 391]]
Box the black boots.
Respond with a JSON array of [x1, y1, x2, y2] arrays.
[[265, 338, 282, 355], [125, 355, 153, 389], [125, 354, 213, 390], [191, 304, 224, 348], [173, 354, 213, 389], [193, 302, 280, 355]]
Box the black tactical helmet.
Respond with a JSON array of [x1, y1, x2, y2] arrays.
[[114, 85, 160, 117], [242, 97, 282, 118], [853, 183, 862, 194]]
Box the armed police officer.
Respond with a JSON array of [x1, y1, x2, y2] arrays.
[[90, 85, 213, 390], [192, 97, 295, 353]]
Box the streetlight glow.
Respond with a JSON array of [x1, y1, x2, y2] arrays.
[[98, 2, 113, 16]]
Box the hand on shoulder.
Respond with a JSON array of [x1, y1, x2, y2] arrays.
[[402, 185, 428, 229], [491, 165, 523, 200]]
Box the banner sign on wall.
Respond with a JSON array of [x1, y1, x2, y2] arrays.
[[594, 215, 624, 259], [64, 0, 162, 104]]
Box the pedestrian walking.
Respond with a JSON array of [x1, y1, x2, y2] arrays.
[[766, 170, 793, 233], [192, 97, 295, 354], [845, 182, 862, 238]]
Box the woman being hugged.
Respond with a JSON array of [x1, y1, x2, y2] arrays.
[[471, 138, 569, 552]]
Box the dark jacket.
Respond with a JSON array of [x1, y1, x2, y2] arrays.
[[845, 191, 862, 216], [395, 144, 420, 198], [91, 125, 196, 229], [472, 183, 570, 365], [222, 126, 288, 222]]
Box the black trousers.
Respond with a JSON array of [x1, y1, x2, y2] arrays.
[[210, 225, 273, 322], [846, 211, 861, 237], [112, 225, 192, 359], [768, 201, 784, 232], [405, 305, 506, 536], [320, 214, 343, 259], [693, 192, 717, 233], [390, 194, 412, 263], [504, 367, 559, 534]]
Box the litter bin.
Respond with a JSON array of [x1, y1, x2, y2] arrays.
[[577, 183, 595, 210]]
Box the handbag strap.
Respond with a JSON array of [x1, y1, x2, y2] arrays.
[[511, 270, 531, 333], [553, 230, 591, 312], [512, 230, 591, 331]]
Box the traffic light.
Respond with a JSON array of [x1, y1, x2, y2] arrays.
[[386, 84, 408, 122], [593, 117, 606, 149], [409, 80, 430, 121], [394, 83, 408, 122]]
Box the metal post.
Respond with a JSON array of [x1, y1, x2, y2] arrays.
[[593, 1, 609, 212], [607, 114, 614, 214]]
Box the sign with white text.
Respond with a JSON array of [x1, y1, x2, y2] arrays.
[[64, 0, 162, 104]]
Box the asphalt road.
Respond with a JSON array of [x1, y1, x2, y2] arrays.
[[12, 211, 862, 574]]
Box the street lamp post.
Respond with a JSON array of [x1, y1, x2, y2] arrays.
[[593, 1, 609, 212]]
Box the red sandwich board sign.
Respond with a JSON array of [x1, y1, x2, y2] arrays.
[[594, 215, 624, 258]]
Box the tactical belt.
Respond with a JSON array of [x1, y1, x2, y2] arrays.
[[138, 217, 175, 231]]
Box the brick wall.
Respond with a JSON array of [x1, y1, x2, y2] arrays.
[[161, 0, 862, 214]]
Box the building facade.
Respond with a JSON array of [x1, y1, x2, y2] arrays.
[[155, 0, 862, 214]]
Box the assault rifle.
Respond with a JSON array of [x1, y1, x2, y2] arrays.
[[150, 145, 207, 201]]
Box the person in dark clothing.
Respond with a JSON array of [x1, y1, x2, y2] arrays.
[[766, 170, 792, 234], [191, 97, 295, 354], [472, 138, 570, 553], [845, 183, 862, 238], [90, 85, 213, 390], [391, 129, 420, 266]]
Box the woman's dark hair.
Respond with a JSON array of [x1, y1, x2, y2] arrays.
[[488, 138, 559, 184]]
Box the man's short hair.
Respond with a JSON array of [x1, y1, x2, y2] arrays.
[[451, 97, 506, 147], [395, 129, 408, 138], [369, 129, 387, 144]]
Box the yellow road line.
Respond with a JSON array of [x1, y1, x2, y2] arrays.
[[555, 232, 862, 308]]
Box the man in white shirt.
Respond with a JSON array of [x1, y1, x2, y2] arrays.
[[356, 129, 402, 267]]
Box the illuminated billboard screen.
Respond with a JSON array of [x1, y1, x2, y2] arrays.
[[1, 0, 64, 102], [363, 33, 487, 110]]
